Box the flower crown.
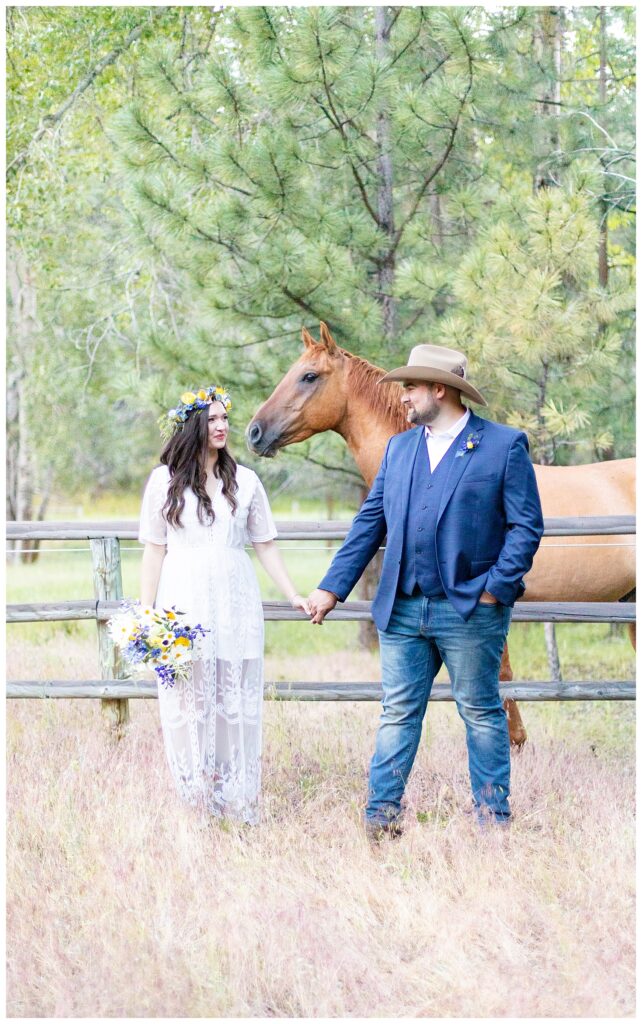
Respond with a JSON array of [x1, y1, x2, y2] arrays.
[[159, 386, 232, 442]]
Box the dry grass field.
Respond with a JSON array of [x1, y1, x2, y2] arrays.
[[6, 634, 635, 1018]]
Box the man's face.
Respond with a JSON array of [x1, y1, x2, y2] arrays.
[[400, 382, 440, 425]]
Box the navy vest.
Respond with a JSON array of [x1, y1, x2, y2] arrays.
[[398, 436, 459, 597]]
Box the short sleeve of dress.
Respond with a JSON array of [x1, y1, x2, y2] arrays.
[[247, 474, 278, 543], [138, 467, 169, 546]]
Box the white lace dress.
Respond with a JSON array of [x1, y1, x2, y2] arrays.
[[138, 463, 277, 824]]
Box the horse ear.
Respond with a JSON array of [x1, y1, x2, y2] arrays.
[[319, 321, 338, 354], [301, 326, 318, 350]]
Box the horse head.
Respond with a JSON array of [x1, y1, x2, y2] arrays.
[[246, 322, 348, 457]]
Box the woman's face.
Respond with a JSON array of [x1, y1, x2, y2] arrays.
[[207, 401, 229, 453]]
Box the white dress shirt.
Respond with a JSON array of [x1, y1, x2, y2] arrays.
[[424, 408, 471, 472]]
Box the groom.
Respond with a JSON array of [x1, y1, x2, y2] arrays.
[[308, 344, 544, 837]]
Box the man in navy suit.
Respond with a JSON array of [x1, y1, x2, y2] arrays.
[[308, 344, 544, 838]]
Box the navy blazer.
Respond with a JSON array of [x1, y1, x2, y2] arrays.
[[318, 412, 544, 629]]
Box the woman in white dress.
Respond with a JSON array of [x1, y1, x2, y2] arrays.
[[139, 386, 310, 824]]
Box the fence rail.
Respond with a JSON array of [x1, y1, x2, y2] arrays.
[[6, 599, 637, 625], [7, 516, 636, 724], [5, 515, 638, 541], [7, 680, 635, 701]]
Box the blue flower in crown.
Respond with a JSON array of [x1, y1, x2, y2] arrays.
[[455, 431, 481, 457]]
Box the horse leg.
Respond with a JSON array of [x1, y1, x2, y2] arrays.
[[500, 642, 527, 748], [627, 623, 636, 649]]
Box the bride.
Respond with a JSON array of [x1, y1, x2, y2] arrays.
[[139, 386, 310, 824]]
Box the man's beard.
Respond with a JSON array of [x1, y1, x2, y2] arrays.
[[408, 404, 438, 426]]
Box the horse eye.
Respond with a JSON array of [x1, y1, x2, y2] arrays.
[[301, 372, 319, 384]]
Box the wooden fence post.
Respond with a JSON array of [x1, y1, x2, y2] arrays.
[[90, 537, 129, 736]]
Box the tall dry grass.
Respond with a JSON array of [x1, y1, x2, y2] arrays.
[[7, 644, 635, 1018]]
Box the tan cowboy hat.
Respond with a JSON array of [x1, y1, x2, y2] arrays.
[[379, 344, 487, 406]]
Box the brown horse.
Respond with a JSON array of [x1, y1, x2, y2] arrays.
[[247, 322, 636, 745]]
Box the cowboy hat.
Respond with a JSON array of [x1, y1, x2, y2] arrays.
[[378, 344, 487, 406]]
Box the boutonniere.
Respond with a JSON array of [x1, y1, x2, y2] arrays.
[[455, 432, 481, 458]]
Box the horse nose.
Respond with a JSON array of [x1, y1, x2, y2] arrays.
[[247, 421, 263, 446]]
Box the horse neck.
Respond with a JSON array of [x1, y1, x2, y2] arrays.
[[336, 353, 407, 487]]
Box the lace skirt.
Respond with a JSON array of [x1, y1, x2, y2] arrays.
[[155, 545, 265, 824]]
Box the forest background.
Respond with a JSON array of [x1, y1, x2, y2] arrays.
[[6, 4, 636, 530]]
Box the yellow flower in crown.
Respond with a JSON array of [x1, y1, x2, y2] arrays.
[[180, 391, 197, 405], [214, 387, 232, 408]]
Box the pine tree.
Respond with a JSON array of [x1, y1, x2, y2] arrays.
[[115, 6, 487, 371]]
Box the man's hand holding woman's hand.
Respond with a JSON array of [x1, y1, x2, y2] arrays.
[[306, 588, 338, 624]]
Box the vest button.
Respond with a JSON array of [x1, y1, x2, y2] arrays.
[[422, 505, 427, 510], [418, 527, 423, 532], [427, 484, 433, 489]]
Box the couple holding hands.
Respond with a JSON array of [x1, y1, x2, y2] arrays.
[[139, 343, 543, 836]]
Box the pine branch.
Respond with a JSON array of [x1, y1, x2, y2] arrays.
[[130, 110, 182, 166], [506, 367, 542, 387], [312, 29, 381, 227], [420, 52, 452, 84], [391, 27, 474, 253], [7, 7, 171, 179], [386, 15, 428, 72], [282, 286, 326, 321]]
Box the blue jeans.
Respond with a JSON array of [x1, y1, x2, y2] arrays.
[[366, 594, 513, 824]]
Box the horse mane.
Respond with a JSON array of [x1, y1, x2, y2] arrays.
[[341, 349, 410, 435]]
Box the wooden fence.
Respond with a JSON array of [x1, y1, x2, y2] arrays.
[[6, 516, 636, 731]]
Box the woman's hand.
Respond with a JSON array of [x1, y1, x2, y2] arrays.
[[290, 593, 312, 616]]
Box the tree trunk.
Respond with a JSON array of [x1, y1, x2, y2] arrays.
[[6, 365, 21, 558], [16, 376, 36, 562], [326, 493, 335, 550], [598, 7, 609, 287], [357, 5, 397, 650], [429, 192, 445, 251], [375, 6, 396, 343], [7, 251, 38, 563], [534, 8, 562, 191]]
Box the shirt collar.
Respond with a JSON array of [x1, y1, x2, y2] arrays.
[[424, 407, 471, 441]]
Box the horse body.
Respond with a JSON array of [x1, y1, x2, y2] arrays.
[[526, 461, 635, 602], [247, 323, 635, 744]]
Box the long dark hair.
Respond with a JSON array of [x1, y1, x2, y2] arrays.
[[160, 403, 238, 528]]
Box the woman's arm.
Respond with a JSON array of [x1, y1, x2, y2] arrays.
[[140, 542, 167, 606], [252, 540, 311, 615]]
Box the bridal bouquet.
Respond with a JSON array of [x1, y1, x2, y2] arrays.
[[108, 601, 208, 688]]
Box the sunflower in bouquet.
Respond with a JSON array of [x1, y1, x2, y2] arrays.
[[109, 602, 208, 687]]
